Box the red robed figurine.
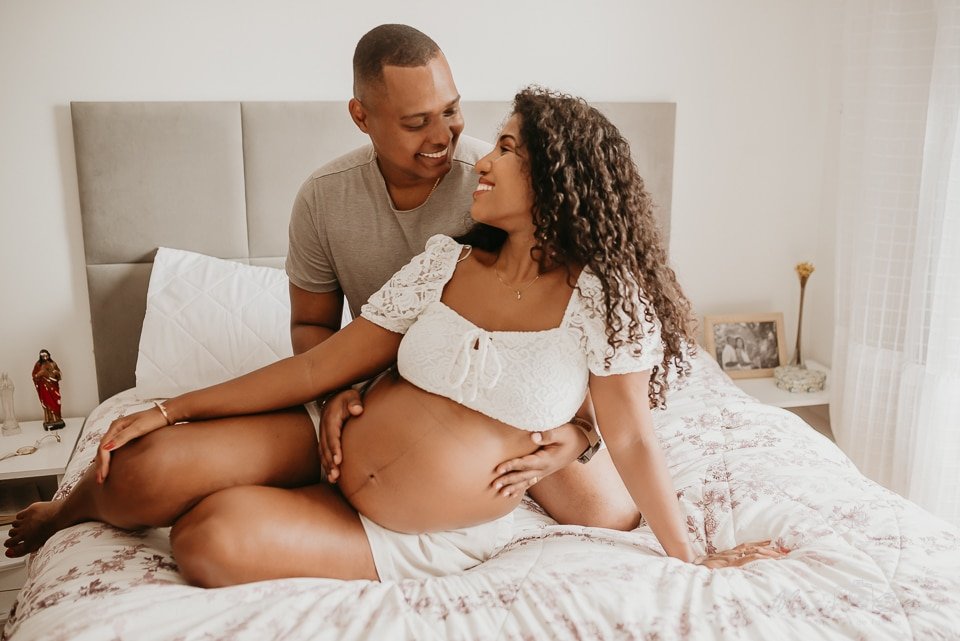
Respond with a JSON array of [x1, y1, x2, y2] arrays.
[[32, 349, 65, 430]]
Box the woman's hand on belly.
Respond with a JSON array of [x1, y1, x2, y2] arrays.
[[491, 422, 588, 497]]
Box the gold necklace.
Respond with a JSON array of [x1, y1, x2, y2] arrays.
[[425, 176, 441, 202], [373, 148, 441, 207], [494, 262, 542, 301]]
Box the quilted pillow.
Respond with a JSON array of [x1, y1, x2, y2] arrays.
[[135, 247, 293, 398]]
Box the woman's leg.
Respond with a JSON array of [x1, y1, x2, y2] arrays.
[[4, 407, 320, 557], [528, 450, 641, 531], [171, 483, 377, 587]]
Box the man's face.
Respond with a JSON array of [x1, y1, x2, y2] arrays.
[[351, 55, 464, 187]]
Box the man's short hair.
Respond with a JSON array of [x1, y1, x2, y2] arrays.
[[353, 24, 441, 100]]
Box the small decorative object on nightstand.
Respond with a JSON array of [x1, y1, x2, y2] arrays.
[[774, 365, 827, 393], [774, 262, 826, 393], [703, 313, 787, 379], [32, 349, 65, 431], [0, 374, 21, 436], [0, 433, 61, 463]]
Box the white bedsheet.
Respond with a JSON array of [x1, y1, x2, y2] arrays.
[[4, 355, 959, 640]]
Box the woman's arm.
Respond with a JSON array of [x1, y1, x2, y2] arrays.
[[163, 317, 401, 424], [94, 317, 402, 480], [589, 370, 695, 562]]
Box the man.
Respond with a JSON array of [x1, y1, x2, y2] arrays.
[[285, 24, 638, 530]]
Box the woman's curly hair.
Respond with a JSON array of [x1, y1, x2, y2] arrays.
[[461, 87, 696, 409]]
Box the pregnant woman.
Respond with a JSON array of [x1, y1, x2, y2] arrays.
[[5, 88, 783, 583]]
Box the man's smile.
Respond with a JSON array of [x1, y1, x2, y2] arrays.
[[418, 147, 448, 159]]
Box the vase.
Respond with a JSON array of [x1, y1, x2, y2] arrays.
[[789, 279, 808, 368], [0, 372, 21, 436]]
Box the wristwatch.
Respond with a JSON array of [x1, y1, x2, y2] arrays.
[[569, 417, 603, 464]]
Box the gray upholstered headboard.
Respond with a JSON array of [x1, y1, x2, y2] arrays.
[[71, 101, 676, 402]]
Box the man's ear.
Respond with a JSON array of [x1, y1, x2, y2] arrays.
[[348, 98, 370, 133]]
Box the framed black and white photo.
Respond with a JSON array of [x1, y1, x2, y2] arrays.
[[703, 313, 787, 379]]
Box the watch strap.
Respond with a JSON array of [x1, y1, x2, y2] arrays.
[[570, 417, 602, 464]]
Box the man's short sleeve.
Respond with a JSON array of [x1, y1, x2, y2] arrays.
[[285, 177, 340, 293]]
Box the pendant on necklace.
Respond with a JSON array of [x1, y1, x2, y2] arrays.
[[495, 261, 541, 302]]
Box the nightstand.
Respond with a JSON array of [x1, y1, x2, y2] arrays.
[[732, 361, 833, 440], [0, 417, 84, 623]]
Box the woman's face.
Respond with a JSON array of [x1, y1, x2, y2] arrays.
[[735, 338, 745, 349], [470, 114, 535, 230]]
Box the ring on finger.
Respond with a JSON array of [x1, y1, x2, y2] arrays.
[[530, 476, 538, 485]]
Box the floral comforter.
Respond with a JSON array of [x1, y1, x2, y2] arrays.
[[4, 355, 959, 640]]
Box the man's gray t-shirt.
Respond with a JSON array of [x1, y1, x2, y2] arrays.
[[286, 135, 491, 319]]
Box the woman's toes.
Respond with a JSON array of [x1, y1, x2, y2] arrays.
[[1, 501, 60, 557]]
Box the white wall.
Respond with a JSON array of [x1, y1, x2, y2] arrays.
[[0, 0, 841, 420]]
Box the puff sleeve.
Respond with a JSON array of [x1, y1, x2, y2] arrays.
[[360, 234, 461, 334], [572, 269, 664, 376]]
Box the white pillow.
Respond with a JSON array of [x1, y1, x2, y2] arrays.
[[135, 247, 293, 398]]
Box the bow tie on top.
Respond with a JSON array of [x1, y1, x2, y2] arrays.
[[446, 328, 504, 403]]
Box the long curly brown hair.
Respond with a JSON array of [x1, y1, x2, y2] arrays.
[[460, 87, 696, 408]]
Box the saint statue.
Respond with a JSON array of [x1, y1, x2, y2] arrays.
[[32, 349, 65, 430]]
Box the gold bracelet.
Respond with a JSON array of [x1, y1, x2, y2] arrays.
[[153, 400, 173, 426]]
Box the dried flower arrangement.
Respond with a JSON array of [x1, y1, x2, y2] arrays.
[[789, 262, 815, 367]]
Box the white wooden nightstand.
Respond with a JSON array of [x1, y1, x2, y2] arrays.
[[732, 361, 833, 439], [0, 417, 84, 623]]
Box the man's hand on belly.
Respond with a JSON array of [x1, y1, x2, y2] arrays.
[[490, 423, 588, 497], [319, 389, 364, 483]]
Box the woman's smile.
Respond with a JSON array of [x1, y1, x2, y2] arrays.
[[473, 179, 494, 199]]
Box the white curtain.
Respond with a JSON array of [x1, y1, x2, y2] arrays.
[[832, 0, 960, 525]]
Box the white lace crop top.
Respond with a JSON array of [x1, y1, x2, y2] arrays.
[[360, 235, 663, 431]]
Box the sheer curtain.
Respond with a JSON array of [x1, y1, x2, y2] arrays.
[[832, 0, 960, 525]]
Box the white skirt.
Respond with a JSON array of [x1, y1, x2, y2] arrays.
[[359, 501, 552, 581]]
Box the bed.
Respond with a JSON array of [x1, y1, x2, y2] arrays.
[[3, 101, 958, 640]]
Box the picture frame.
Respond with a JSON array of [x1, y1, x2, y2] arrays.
[[703, 313, 787, 379]]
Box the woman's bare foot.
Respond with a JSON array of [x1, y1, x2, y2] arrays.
[[3, 501, 63, 557]]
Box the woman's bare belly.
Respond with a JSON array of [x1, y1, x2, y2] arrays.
[[338, 371, 539, 534]]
